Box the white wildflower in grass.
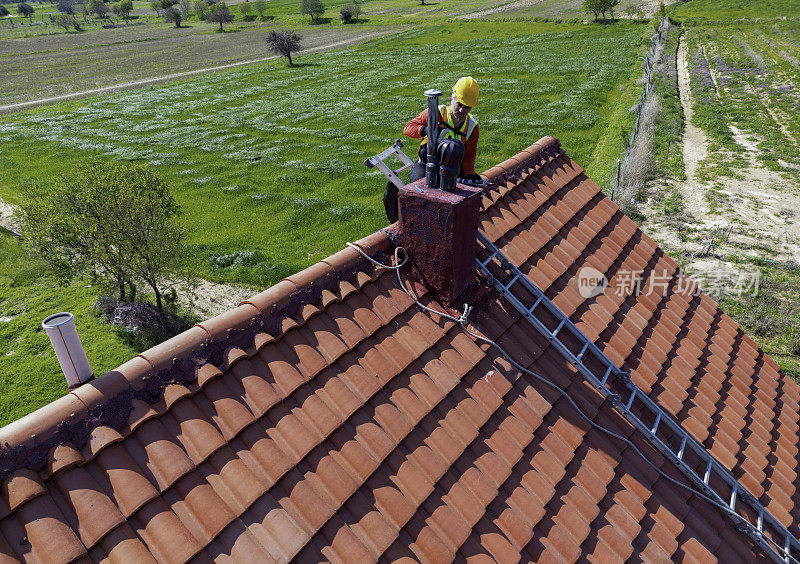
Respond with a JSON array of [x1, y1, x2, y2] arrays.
[[328, 206, 357, 217], [193, 177, 213, 184]]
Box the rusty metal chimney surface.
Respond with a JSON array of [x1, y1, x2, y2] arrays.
[[397, 179, 483, 307]]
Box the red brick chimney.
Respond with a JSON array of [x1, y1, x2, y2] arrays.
[[397, 179, 483, 307]]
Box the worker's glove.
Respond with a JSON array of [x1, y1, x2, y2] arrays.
[[418, 126, 427, 137], [464, 173, 482, 182]]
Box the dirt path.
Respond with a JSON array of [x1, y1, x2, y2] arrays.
[[178, 279, 261, 319], [676, 34, 711, 223], [644, 31, 800, 267], [0, 29, 400, 114], [0, 198, 19, 235]]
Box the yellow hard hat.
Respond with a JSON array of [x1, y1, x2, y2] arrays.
[[453, 76, 479, 107]]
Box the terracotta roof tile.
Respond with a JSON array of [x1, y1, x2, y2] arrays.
[[2, 138, 796, 562]]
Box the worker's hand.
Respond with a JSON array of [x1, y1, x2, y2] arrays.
[[418, 126, 426, 137], [464, 173, 482, 182]]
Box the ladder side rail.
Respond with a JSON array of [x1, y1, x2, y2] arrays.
[[371, 158, 406, 190], [393, 140, 415, 167], [364, 140, 409, 168], [477, 233, 619, 380], [475, 231, 799, 564], [364, 140, 415, 189]]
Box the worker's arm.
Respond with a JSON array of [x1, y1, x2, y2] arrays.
[[403, 108, 430, 138], [461, 124, 480, 177]]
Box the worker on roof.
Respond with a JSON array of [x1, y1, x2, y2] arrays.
[[383, 77, 482, 222]]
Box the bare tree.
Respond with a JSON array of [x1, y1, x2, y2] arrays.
[[266, 29, 302, 66]]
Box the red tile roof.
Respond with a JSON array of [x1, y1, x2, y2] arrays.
[[1, 136, 797, 562]]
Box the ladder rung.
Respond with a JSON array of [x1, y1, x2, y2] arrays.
[[758, 509, 764, 532], [551, 319, 566, 338], [503, 274, 519, 292], [576, 342, 589, 360], [626, 388, 637, 411], [600, 365, 613, 386], [479, 252, 500, 269], [703, 460, 713, 485], [677, 436, 687, 460], [528, 297, 542, 314], [650, 412, 661, 435]]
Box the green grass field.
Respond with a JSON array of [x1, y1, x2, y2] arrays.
[[0, 18, 649, 424], [648, 0, 800, 378], [1, 21, 648, 284], [0, 230, 139, 424]]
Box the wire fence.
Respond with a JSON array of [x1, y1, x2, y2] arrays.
[[611, 16, 669, 202]]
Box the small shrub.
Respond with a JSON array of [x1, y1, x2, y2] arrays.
[[210, 250, 264, 269], [94, 295, 196, 350]]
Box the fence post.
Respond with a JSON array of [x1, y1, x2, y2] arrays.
[[612, 158, 621, 202]]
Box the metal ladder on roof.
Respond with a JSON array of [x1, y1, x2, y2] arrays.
[[364, 139, 415, 190], [474, 231, 799, 564]]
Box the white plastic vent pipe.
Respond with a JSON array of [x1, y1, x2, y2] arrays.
[[42, 312, 93, 388]]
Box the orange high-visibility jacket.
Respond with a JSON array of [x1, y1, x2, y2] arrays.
[[403, 106, 480, 176]]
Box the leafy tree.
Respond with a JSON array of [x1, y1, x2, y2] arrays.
[[56, 0, 74, 13], [179, 0, 190, 16], [52, 12, 74, 28], [149, 0, 162, 15], [0, 4, 9, 16], [623, 4, 644, 18], [206, 1, 232, 29], [87, 0, 108, 18], [193, 0, 208, 18], [163, 5, 182, 25], [339, 2, 360, 22], [583, 0, 604, 20], [238, 0, 252, 18], [299, 0, 323, 22], [17, 2, 34, 22], [17, 160, 190, 312], [601, 0, 619, 18], [266, 29, 302, 66], [253, 0, 266, 17], [117, 0, 132, 18], [584, 0, 619, 20]]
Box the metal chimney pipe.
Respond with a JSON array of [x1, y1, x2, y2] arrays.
[[42, 312, 93, 389], [424, 88, 442, 189]]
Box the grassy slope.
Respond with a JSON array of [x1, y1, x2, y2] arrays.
[[1, 21, 647, 285], [0, 18, 647, 423]]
